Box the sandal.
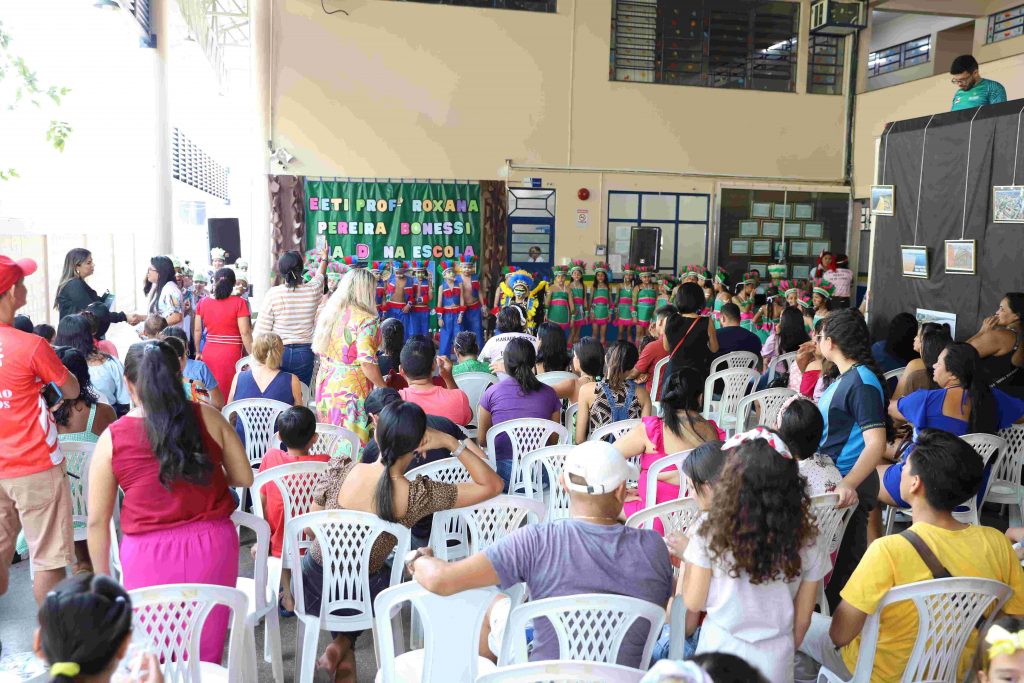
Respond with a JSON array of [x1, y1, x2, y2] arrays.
[[278, 594, 295, 618]]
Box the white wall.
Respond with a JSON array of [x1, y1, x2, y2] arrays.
[[867, 12, 976, 90]]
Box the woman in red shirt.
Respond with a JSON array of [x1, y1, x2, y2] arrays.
[[194, 267, 253, 394], [87, 340, 253, 663]]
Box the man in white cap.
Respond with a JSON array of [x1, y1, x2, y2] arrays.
[[407, 440, 673, 669], [0, 255, 80, 606]]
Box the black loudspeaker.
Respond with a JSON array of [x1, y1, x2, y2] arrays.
[[207, 218, 241, 264], [628, 226, 661, 269]]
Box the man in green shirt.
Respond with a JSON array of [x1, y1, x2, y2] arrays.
[[950, 54, 1007, 111]]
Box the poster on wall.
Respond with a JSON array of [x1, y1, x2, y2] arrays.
[[871, 185, 895, 216], [993, 186, 1024, 223], [916, 308, 957, 337], [944, 239, 976, 275], [901, 245, 929, 278]]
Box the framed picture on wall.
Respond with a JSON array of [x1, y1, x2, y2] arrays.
[[790, 240, 811, 257], [773, 203, 793, 219], [944, 239, 976, 274], [730, 238, 750, 255], [993, 186, 1024, 223], [792, 264, 811, 279], [871, 185, 895, 216], [760, 221, 782, 238], [794, 203, 814, 220], [751, 239, 772, 256], [810, 240, 831, 254], [739, 220, 761, 237], [803, 222, 824, 239], [901, 245, 929, 278], [773, 241, 786, 261], [784, 222, 803, 238], [747, 263, 769, 277], [751, 201, 773, 218]]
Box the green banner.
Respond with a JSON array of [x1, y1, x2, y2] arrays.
[[304, 179, 481, 263]]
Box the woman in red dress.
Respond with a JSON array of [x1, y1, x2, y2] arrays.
[[194, 267, 253, 393]]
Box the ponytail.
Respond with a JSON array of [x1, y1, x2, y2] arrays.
[[277, 251, 305, 289], [503, 337, 542, 394], [38, 573, 133, 682], [822, 310, 895, 441], [372, 402, 428, 523], [213, 267, 236, 300], [124, 341, 212, 488], [943, 342, 998, 434], [661, 367, 704, 439]]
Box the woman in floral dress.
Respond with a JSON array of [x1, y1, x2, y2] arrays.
[[312, 267, 385, 448]]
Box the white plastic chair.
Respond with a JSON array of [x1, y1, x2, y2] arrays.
[[810, 493, 855, 617], [128, 583, 250, 683], [521, 445, 574, 521], [221, 398, 291, 468], [286, 510, 411, 683], [486, 418, 569, 495], [733, 387, 797, 434], [497, 593, 664, 669], [954, 433, 1006, 525], [235, 355, 252, 374], [454, 371, 498, 419], [767, 351, 797, 383], [883, 366, 906, 386], [230, 510, 282, 683], [477, 661, 645, 683], [625, 497, 701, 535], [406, 457, 476, 562], [816, 577, 1011, 683], [987, 425, 1024, 526], [641, 450, 693, 509], [60, 442, 95, 543], [374, 582, 499, 683], [311, 422, 360, 461], [299, 381, 311, 408], [588, 418, 642, 444], [538, 371, 578, 388], [649, 356, 671, 402], [432, 495, 545, 558], [710, 350, 759, 375], [564, 403, 579, 442], [702, 368, 759, 433]]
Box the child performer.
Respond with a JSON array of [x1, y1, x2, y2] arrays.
[[811, 279, 835, 329], [457, 255, 486, 345], [408, 260, 432, 338], [568, 259, 589, 345], [384, 260, 414, 337], [435, 261, 464, 358], [634, 266, 658, 339], [711, 267, 730, 328], [590, 262, 613, 345], [546, 265, 572, 332], [615, 264, 638, 344], [656, 274, 676, 310]]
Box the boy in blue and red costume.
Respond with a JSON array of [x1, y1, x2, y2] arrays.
[[383, 260, 414, 337], [435, 260, 464, 359], [408, 260, 433, 338], [456, 255, 486, 345]]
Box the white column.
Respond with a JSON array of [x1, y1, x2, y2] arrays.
[[151, 0, 173, 256], [249, 0, 273, 306]]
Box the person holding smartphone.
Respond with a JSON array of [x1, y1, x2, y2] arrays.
[[0, 255, 81, 609]]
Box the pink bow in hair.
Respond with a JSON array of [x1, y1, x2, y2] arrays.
[[775, 394, 808, 430], [722, 427, 794, 459]]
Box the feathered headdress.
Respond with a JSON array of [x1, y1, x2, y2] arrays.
[[812, 279, 836, 300]]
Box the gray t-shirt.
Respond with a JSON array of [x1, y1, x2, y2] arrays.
[[484, 519, 673, 667]]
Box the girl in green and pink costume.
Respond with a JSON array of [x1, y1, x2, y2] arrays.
[[568, 259, 589, 345], [546, 265, 573, 331], [615, 264, 638, 344], [711, 267, 731, 329], [590, 262, 612, 345], [633, 266, 658, 335]]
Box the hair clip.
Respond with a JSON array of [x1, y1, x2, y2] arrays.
[[723, 427, 794, 459], [986, 624, 1024, 657]]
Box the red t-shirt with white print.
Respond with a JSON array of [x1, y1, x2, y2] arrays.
[[0, 324, 69, 479]]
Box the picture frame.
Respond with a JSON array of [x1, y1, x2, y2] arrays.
[[730, 238, 750, 255], [803, 222, 824, 239], [751, 201, 773, 219], [916, 308, 957, 338], [747, 262, 769, 277], [810, 240, 831, 255], [944, 239, 976, 275], [751, 239, 772, 256], [773, 241, 786, 261], [792, 264, 811, 279], [739, 220, 761, 237], [772, 203, 793, 219], [871, 185, 895, 216], [789, 240, 811, 257], [794, 203, 814, 220], [784, 222, 803, 238], [993, 186, 1024, 223], [760, 221, 782, 238], [901, 245, 929, 279]]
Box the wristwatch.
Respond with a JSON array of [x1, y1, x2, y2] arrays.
[[451, 439, 469, 459]]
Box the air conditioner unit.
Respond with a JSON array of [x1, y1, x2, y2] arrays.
[[810, 0, 868, 35]]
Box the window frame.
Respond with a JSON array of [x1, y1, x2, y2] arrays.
[[606, 191, 711, 276], [987, 4, 1024, 44], [867, 35, 931, 77]]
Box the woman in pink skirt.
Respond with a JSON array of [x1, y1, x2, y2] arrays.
[[87, 340, 253, 662]]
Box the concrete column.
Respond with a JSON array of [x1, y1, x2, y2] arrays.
[[151, 0, 173, 256], [249, 0, 273, 306]]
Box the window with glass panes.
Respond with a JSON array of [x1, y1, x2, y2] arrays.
[[988, 4, 1024, 44], [867, 36, 930, 76], [808, 34, 844, 95], [606, 192, 710, 276]]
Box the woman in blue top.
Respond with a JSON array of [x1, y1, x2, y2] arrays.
[[878, 342, 1024, 512]]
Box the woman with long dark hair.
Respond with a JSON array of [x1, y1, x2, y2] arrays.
[[969, 292, 1024, 395], [871, 312, 920, 373], [127, 255, 182, 329], [300, 401, 501, 681], [760, 307, 811, 389], [535, 321, 571, 374], [892, 322, 952, 400], [52, 248, 129, 323], [376, 317, 405, 378], [252, 248, 328, 385], [55, 314, 130, 416], [666, 282, 718, 386], [576, 340, 652, 443], [553, 336, 602, 404], [52, 347, 116, 445], [86, 340, 252, 663], [194, 266, 252, 394], [477, 337, 562, 488]]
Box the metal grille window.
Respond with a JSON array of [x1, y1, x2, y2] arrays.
[[171, 128, 229, 202], [808, 34, 844, 95], [988, 4, 1024, 44], [611, 0, 799, 92], [396, 0, 556, 11], [867, 35, 930, 76], [122, 0, 152, 36]]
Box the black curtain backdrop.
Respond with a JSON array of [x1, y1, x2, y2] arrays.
[[869, 98, 1024, 341]]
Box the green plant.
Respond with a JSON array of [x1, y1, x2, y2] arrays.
[[0, 20, 72, 180]]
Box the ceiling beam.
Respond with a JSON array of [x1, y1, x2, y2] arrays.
[[870, 0, 989, 18]]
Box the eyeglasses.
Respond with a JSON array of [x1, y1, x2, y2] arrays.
[[951, 75, 974, 86]]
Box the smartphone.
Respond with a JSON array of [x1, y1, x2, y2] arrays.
[[41, 381, 63, 409], [316, 234, 327, 252]]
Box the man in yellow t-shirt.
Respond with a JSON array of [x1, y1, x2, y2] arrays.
[[799, 429, 1024, 682]]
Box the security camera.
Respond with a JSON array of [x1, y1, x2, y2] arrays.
[[273, 147, 295, 165]]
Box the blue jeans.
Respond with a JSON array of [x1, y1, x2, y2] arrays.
[[282, 343, 315, 386], [651, 623, 700, 664], [496, 459, 513, 494]]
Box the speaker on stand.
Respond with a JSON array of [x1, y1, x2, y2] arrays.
[[628, 225, 661, 269], [207, 218, 241, 265]]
